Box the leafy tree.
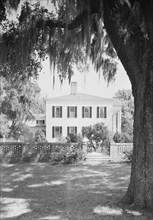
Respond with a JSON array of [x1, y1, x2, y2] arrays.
[[66, 133, 78, 143], [0, 0, 153, 210], [32, 95, 46, 114], [35, 129, 46, 143], [82, 123, 111, 150], [114, 89, 134, 142], [113, 131, 133, 143], [0, 76, 43, 140], [66, 133, 83, 144]]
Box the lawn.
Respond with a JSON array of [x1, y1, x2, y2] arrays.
[[0, 161, 152, 220]]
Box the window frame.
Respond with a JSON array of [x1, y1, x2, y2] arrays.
[[67, 126, 77, 136], [82, 106, 92, 118], [52, 126, 62, 138], [97, 106, 107, 118], [52, 106, 62, 118], [67, 106, 77, 118], [36, 120, 45, 125]]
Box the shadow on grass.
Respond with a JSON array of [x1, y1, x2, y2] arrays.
[[0, 162, 152, 220]]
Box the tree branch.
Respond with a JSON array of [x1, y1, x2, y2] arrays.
[[44, 10, 88, 30], [103, 0, 142, 92], [45, 0, 101, 30]]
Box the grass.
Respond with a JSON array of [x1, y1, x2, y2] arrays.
[[0, 161, 152, 220]]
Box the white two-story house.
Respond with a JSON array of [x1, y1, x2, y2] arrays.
[[46, 82, 121, 142]]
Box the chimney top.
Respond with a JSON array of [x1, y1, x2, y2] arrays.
[[71, 82, 77, 95]]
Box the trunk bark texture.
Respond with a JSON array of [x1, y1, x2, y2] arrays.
[[103, 0, 153, 210], [124, 69, 153, 210]]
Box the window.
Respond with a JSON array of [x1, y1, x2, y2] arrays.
[[82, 106, 92, 118], [36, 120, 45, 125], [52, 106, 62, 118], [97, 107, 107, 118], [52, 126, 62, 138], [67, 127, 77, 136], [67, 106, 77, 118]]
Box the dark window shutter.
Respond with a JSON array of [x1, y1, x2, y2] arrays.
[[82, 107, 84, 118], [60, 106, 62, 117], [75, 127, 77, 134], [67, 127, 69, 136], [67, 107, 69, 118], [75, 106, 77, 118], [52, 127, 54, 138], [52, 106, 55, 118], [104, 107, 107, 118], [97, 107, 99, 118], [90, 107, 92, 118], [60, 127, 62, 135]]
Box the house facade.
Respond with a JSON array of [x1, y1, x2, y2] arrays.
[[46, 82, 121, 142]]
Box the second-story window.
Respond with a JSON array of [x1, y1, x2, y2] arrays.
[[82, 106, 92, 118], [97, 107, 107, 118], [67, 106, 77, 118], [52, 106, 62, 118]]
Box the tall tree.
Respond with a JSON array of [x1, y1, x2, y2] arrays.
[[114, 89, 134, 142], [0, 0, 153, 210], [0, 75, 42, 140]]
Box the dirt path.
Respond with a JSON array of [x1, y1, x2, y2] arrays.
[[0, 162, 152, 219]]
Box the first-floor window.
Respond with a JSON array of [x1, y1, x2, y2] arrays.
[[52, 126, 62, 138], [36, 120, 45, 125], [67, 126, 77, 136]]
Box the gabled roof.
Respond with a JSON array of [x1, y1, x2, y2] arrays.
[[47, 92, 121, 105]]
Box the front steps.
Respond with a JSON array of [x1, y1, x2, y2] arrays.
[[85, 152, 111, 163]]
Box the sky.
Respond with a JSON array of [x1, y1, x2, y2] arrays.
[[38, 59, 131, 98]]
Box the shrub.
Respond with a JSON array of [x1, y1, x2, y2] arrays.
[[4, 150, 21, 164], [113, 132, 123, 143], [113, 132, 133, 143], [35, 130, 46, 143], [123, 149, 133, 162], [50, 152, 65, 164], [66, 133, 83, 144], [82, 123, 111, 152], [21, 145, 35, 163], [37, 150, 51, 162], [0, 151, 4, 163]]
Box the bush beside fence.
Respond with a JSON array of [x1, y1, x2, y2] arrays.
[[0, 142, 84, 164]]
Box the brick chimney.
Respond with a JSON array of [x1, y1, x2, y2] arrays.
[[71, 82, 77, 95]]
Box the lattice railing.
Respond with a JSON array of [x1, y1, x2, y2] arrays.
[[0, 142, 82, 164]]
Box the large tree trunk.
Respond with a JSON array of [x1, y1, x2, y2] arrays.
[[103, 0, 153, 210], [123, 70, 153, 210]]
